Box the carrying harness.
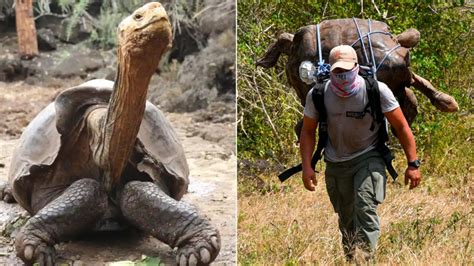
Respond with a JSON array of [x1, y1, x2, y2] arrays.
[[278, 19, 398, 182]]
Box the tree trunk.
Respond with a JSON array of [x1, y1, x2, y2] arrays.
[[15, 0, 38, 59]]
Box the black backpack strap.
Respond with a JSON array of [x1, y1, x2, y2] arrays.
[[311, 82, 329, 168], [312, 82, 327, 123], [365, 77, 382, 131], [365, 77, 398, 180], [278, 82, 328, 182]]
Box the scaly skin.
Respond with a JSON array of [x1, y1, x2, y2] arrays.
[[12, 178, 221, 265], [15, 179, 107, 266], [119, 181, 221, 266]]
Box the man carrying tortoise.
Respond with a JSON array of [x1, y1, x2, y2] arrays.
[[300, 45, 421, 260]]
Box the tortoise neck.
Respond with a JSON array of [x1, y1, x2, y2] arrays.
[[100, 49, 157, 191]]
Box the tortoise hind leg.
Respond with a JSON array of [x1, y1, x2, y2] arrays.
[[15, 178, 107, 266], [397, 88, 418, 126], [119, 181, 221, 266]]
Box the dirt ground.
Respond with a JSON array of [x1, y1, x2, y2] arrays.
[[0, 80, 236, 265]]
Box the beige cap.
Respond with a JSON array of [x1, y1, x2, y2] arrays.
[[329, 45, 358, 71]]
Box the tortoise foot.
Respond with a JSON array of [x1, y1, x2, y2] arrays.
[[176, 233, 220, 266], [0, 181, 15, 203], [14, 178, 106, 265], [119, 181, 221, 265], [433, 92, 459, 112], [15, 230, 56, 266]]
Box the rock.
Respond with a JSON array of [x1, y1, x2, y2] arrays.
[[58, 18, 93, 44], [37, 28, 57, 51], [197, 0, 235, 38], [0, 202, 29, 238], [215, 60, 235, 96], [0, 54, 26, 82], [87, 66, 116, 80], [51, 46, 105, 78], [169, 21, 206, 62], [35, 15, 64, 34], [2, 216, 27, 237], [172, 86, 218, 112]]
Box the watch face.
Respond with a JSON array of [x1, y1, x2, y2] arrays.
[[409, 160, 421, 168]]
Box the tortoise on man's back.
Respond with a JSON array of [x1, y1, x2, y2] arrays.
[[257, 18, 458, 127], [0, 2, 220, 265]]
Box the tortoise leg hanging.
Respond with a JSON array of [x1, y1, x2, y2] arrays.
[[119, 181, 221, 266], [15, 178, 107, 266], [411, 72, 458, 112]]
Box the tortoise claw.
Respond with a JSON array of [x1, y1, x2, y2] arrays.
[[179, 254, 187, 266], [200, 248, 211, 264], [15, 223, 57, 266], [16, 237, 56, 266], [211, 236, 219, 251], [24, 245, 34, 260], [188, 253, 198, 265], [175, 232, 221, 265]]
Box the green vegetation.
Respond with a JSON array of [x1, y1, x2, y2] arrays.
[[0, 0, 200, 49], [53, 0, 156, 48], [238, 0, 473, 264]]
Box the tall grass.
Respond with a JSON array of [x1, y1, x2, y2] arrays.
[[238, 177, 472, 264]]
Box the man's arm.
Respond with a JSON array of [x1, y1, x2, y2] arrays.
[[384, 107, 421, 189], [300, 115, 318, 191]]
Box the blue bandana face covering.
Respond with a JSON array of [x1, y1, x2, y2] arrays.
[[329, 65, 361, 97]]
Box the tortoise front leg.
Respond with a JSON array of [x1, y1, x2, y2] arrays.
[[15, 178, 107, 266], [119, 181, 221, 266], [411, 72, 458, 112]]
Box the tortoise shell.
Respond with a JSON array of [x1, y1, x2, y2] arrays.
[[8, 79, 189, 213]]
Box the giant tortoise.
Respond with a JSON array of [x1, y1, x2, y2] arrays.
[[257, 18, 458, 127], [0, 2, 220, 265]]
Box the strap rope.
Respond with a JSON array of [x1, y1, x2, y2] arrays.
[[367, 19, 378, 80], [316, 24, 331, 82], [351, 18, 402, 77], [352, 18, 370, 66]]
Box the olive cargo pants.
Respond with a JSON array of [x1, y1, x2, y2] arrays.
[[324, 150, 387, 258]]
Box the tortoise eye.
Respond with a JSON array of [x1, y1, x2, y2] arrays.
[[134, 13, 143, 21]]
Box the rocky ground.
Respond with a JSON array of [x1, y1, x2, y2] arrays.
[[0, 78, 236, 265]]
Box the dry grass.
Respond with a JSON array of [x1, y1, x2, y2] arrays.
[[238, 170, 473, 264]]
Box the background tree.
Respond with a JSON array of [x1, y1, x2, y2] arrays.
[[15, 0, 38, 58]]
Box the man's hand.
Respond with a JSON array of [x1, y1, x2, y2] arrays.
[[385, 107, 421, 189], [404, 167, 421, 189], [302, 167, 317, 191]]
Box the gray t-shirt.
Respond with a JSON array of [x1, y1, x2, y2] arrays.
[[303, 77, 399, 162]]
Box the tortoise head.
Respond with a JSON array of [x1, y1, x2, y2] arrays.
[[396, 28, 420, 48], [117, 2, 172, 61]]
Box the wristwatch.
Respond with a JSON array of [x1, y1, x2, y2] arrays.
[[408, 159, 421, 169]]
